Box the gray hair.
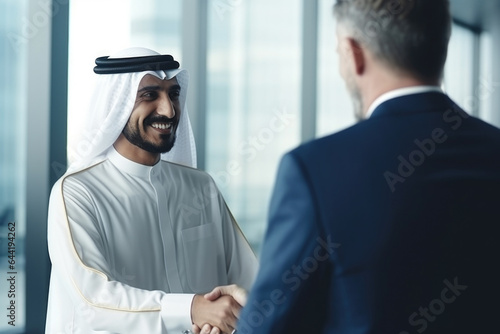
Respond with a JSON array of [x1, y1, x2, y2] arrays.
[[334, 0, 452, 82]]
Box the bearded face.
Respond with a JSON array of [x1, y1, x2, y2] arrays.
[[123, 74, 181, 154]]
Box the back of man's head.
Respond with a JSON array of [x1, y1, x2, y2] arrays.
[[334, 0, 451, 83]]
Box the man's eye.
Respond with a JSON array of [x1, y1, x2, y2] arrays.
[[169, 90, 180, 101], [142, 91, 158, 99]]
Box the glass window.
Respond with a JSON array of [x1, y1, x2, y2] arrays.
[[0, 1, 27, 332], [316, 0, 357, 137], [443, 23, 476, 111], [479, 31, 494, 123], [206, 0, 302, 253]]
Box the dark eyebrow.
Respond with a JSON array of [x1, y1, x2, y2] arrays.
[[137, 84, 182, 93], [137, 85, 161, 93], [169, 84, 181, 92]]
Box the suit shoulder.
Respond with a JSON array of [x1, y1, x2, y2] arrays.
[[468, 115, 500, 136], [291, 121, 367, 159]]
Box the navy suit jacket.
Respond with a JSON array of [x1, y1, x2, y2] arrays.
[[239, 92, 500, 334]]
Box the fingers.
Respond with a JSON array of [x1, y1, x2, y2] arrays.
[[214, 296, 240, 333], [192, 293, 241, 333], [200, 323, 213, 334], [230, 286, 248, 307], [204, 285, 248, 306], [192, 324, 201, 334], [204, 287, 223, 302], [232, 304, 241, 319], [209, 326, 221, 334], [195, 323, 221, 334]]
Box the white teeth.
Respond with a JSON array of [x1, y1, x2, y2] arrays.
[[152, 123, 172, 129]]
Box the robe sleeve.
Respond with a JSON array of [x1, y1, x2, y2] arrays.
[[47, 175, 194, 333]]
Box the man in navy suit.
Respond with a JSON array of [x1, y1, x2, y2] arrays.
[[238, 0, 500, 333]]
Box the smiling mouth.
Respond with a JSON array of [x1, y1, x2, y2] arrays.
[[151, 122, 172, 130], [150, 122, 174, 133]]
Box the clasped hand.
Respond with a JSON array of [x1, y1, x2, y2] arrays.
[[191, 284, 248, 334]]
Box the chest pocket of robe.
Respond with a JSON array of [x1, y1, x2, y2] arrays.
[[182, 223, 224, 292]]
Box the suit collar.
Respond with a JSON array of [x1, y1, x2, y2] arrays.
[[370, 91, 454, 119], [366, 86, 443, 118]]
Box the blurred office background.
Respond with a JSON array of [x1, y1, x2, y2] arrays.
[[1, 0, 499, 332]]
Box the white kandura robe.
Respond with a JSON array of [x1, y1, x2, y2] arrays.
[[46, 148, 258, 334]]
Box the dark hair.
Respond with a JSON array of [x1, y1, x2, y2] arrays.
[[334, 0, 451, 82]]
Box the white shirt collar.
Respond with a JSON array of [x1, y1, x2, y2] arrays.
[[365, 86, 443, 118], [107, 146, 161, 178]]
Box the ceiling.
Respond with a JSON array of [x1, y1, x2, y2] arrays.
[[450, 0, 500, 31]]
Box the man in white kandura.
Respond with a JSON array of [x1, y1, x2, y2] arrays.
[[45, 47, 258, 334]]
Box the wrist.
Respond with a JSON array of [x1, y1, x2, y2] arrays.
[[191, 294, 202, 324]]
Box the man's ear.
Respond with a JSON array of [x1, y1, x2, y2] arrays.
[[346, 38, 366, 75]]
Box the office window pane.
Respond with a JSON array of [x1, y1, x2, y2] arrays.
[[206, 0, 302, 253], [444, 23, 475, 112], [479, 31, 494, 123], [317, 0, 356, 137], [0, 1, 27, 332], [68, 0, 182, 163]]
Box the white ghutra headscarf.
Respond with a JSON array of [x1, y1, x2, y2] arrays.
[[67, 47, 197, 174]]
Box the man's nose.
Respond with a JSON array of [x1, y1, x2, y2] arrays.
[[157, 95, 175, 118]]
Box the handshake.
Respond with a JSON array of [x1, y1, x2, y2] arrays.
[[191, 284, 248, 334]]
